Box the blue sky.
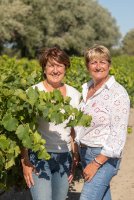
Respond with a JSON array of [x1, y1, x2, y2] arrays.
[[98, 0, 134, 37]]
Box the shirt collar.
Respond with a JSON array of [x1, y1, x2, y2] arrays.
[[82, 76, 116, 90], [105, 76, 116, 89], [82, 76, 116, 101]]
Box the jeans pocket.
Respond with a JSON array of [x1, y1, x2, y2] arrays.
[[108, 158, 121, 176], [80, 147, 102, 168]]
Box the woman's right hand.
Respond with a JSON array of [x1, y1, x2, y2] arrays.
[[21, 158, 38, 188]]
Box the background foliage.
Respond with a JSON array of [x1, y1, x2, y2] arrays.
[[0, 0, 121, 57], [122, 29, 134, 55]]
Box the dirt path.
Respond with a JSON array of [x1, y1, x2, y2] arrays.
[[68, 108, 134, 200], [111, 132, 134, 200]]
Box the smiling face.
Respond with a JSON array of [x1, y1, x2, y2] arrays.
[[85, 45, 111, 84], [44, 58, 66, 86], [39, 47, 70, 87], [87, 58, 110, 83]]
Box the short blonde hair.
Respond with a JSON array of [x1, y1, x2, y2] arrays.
[[84, 44, 111, 67]]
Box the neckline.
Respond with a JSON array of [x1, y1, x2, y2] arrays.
[[42, 81, 67, 97]]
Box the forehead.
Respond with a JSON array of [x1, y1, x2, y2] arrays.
[[89, 51, 108, 60], [47, 58, 64, 65], [90, 56, 108, 62]]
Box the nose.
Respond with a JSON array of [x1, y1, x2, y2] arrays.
[[96, 62, 101, 69], [53, 65, 58, 73]]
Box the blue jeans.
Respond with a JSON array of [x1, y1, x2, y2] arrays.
[[29, 151, 72, 200], [79, 147, 121, 200]]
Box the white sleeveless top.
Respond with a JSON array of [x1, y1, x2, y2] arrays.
[[32, 82, 81, 152]]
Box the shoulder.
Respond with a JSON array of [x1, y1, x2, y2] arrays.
[[110, 81, 130, 107], [66, 84, 81, 97], [32, 82, 45, 91], [65, 84, 81, 108], [112, 81, 129, 98]]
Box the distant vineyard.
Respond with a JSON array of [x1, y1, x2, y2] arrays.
[[1, 55, 133, 105]]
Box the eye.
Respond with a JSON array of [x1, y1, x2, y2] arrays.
[[90, 61, 97, 65], [102, 61, 108, 66]]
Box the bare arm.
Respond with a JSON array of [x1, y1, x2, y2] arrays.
[[68, 128, 80, 183], [21, 148, 37, 188]]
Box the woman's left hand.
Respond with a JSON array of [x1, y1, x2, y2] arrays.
[[83, 161, 100, 182]]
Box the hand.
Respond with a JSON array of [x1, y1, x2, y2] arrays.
[[83, 161, 100, 182], [21, 158, 38, 188]]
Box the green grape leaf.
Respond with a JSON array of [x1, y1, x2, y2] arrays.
[[27, 87, 39, 105], [5, 159, 15, 170], [77, 115, 92, 126], [38, 149, 51, 160], [33, 131, 46, 145], [42, 107, 49, 118], [16, 124, 29, 140], [32, 144, 42, 152], [14, 89, 27, 101], [2, 113, 18, 131], [64, 96, 71, 104], [0, 135, 10, 150], [22, 136, 32, 148], [53, 89, 63, 102], [14, 146, 20, 157]]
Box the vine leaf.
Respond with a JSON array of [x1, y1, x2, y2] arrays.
[[16, 124, 29, 140], [2, 113, 18, 131]]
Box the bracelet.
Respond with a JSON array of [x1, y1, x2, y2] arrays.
[[94, 158, 103, 166]]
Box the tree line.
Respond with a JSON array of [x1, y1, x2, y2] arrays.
[[0, 0, 134, 58]]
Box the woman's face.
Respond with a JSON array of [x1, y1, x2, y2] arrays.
[[44, 59, 66, 86], [87, 58, 110, 83]]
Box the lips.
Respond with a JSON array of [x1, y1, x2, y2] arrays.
[[52, 74, 59, 76]]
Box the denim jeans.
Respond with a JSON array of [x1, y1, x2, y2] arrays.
[[79, 146, 121, 200], [28, 151, 72, 200]]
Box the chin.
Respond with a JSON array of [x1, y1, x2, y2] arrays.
[[52, 78, 62, 83], [94, 76, 103, 80], [50, 79, 62, 85]]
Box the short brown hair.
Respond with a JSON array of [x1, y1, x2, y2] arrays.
[[38, 46, 70, 73], [84, 44, 111, 67]]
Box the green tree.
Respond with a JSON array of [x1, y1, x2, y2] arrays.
[[0, 0, 121, 57], [122, 29, 134, 55], [0, 0, 31, 54], [0, 0, 44, 57], [37, 0, 121, 55]]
